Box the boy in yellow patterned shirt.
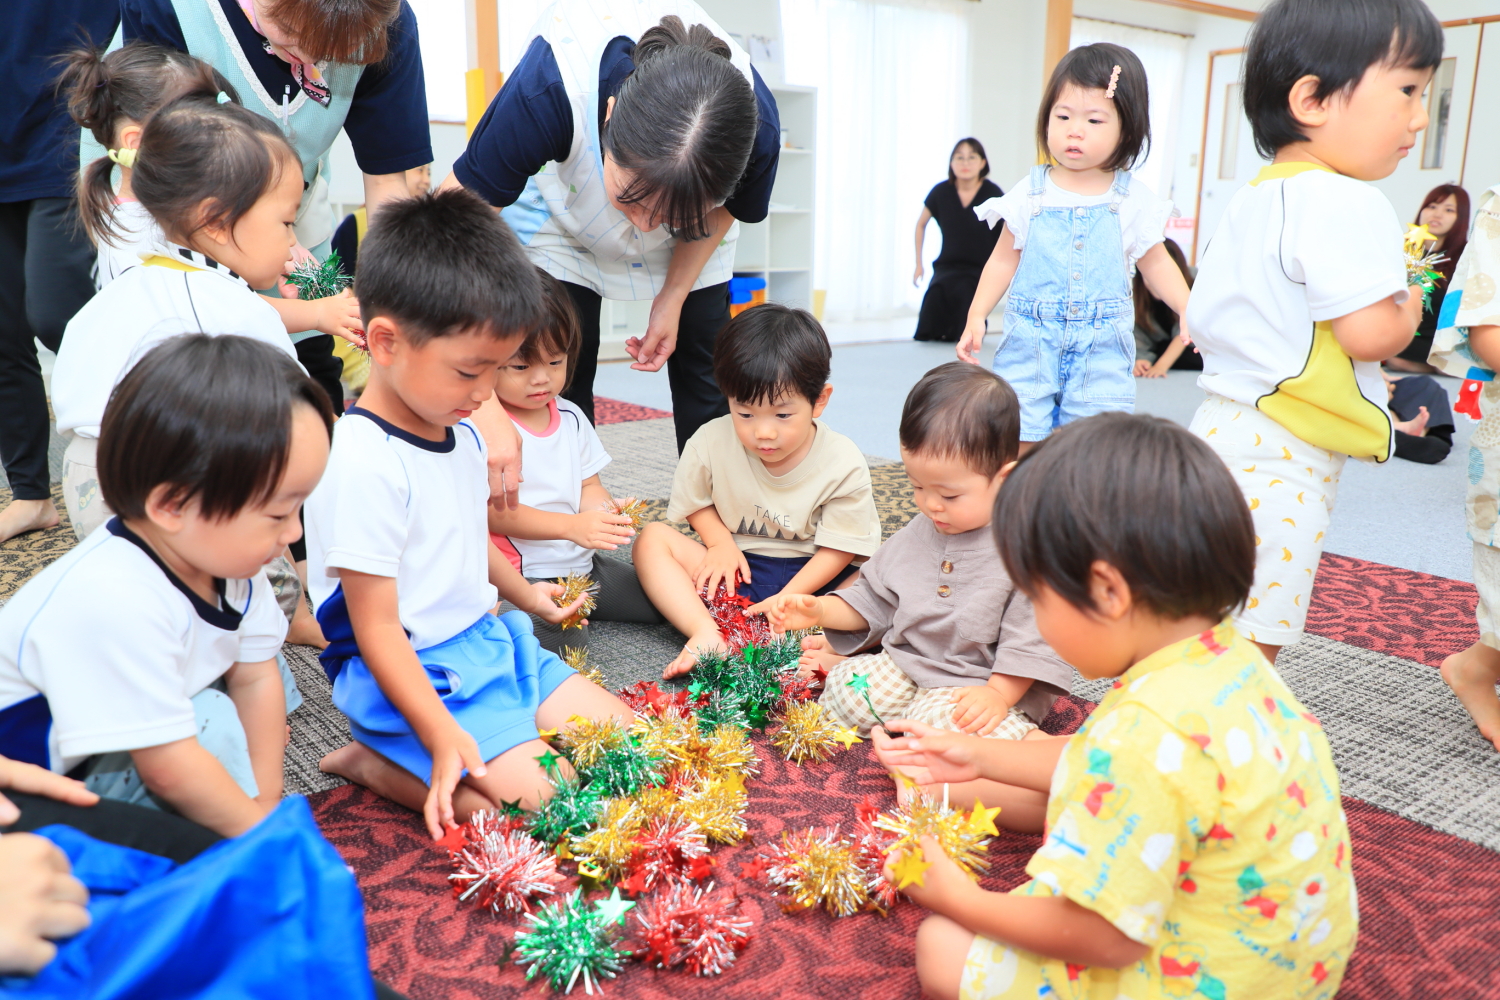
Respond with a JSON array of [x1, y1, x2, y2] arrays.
[[874, 413, 1356, 1000]]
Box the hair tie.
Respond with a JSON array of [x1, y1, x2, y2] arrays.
[[216, 91, 231, 104], [106, 148, 137, 169], [1105, 65, 1122, 100]]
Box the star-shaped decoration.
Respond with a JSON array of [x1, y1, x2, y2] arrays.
[[434, 825, 467, 852], [687, 679, 709, 699], [621, 868, 650, 895], [555, 840, 574, 860], [718, 772, 747, 794], [1405, 222, 1435, 248], [966, 801, 1002, 837], [687, 855, 715, 881], [534, 749, 562, 773], [566, 714, 587, 725], [498, 797, 525, 817], [847, 672, 872, 694], [739, 856, 769, 880], [537, 727, 558, 741], [576, 858, 606, 880], [833, 726, 862, 749], [891, 849, 932, 890], [593, 887, 637, 926]]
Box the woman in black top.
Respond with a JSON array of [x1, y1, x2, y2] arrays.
[[912, 138, 1003, 342], [1388, 182, 1470, 372]]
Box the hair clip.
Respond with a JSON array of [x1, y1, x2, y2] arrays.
[[216, 91, 231, 104], [1105, 65, 1122, 100], [106, 147, 137, 169]]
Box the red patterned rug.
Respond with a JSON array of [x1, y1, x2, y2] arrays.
[[594, 397, 672, 426], [310, 553, 1500, 999]]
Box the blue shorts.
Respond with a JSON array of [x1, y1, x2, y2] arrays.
[[738, 551, 859, 605], [330, 611, 575, 784]]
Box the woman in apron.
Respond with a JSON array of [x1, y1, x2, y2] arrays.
[[118, 0, 433, 412], [443, 0, 782, 452]]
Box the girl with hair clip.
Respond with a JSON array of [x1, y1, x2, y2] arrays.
[[957, 44, 1191, 452], [1389, 182, 1470, 372], [65, 43, 362, 340], [52, 91, 307, 543]]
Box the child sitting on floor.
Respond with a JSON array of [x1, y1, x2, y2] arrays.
[[760, 363, 1072, 762], [633, 304, 882, 678], [1428, 180, 1500, 751], [874, 412, 1356, 1000], [0, 334, 330, 838], [487, 269, 665, 655], [307, 190, 634, 840]]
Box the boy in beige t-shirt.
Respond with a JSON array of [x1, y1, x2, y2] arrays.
[[634, 305, 881, 678]]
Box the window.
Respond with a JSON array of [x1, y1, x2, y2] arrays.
[[1422, 57, 1457, 170]]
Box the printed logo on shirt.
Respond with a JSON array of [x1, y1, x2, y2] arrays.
[[734, 505, 806, 543]]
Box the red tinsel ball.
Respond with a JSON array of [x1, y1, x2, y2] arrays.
[[448, 811, 566, 915], [631, 882, 753, 976], [705, 584, 772, 652]]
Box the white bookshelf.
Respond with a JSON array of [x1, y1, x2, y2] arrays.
[[600, 82, 818, 356]]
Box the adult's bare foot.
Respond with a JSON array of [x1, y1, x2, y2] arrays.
[[1441, 642, 1500, 752], [663, 627, 724, 679], [0, 498, 60, 544], [797, 633, 846, 682]]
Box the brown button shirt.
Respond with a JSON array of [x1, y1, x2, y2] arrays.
[[823, 515, 1072, 722]]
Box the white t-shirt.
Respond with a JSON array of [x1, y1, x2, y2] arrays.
[[667, 416, 881, 560], [0, 519, 286, 774], [495, 398, 611, 578], [52, 246, 296, 440], [1188, 164, 1408, 461], [974, 170, 1174, 266], [95, 200, 163, 289], [305, 408, 498, 652]]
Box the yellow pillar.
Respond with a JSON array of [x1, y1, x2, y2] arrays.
[[465, 0, 502, 136], [1043, 0, 1074, 85]]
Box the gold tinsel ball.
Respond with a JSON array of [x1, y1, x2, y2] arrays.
[[873, 793, 992, 880], [569, 798, 642, 880], [702, 725, 760, 780], [763, 827, 870, 917], [678, 776, 748, 845], [603, 496, 650, 532], [552, 572, 599, 630], [555, 716, 632, 770], [562, 646, 608, 688], [771, 701, 843, 764]]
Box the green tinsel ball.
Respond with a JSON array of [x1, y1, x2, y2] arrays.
[[696, 690, 751, 734], [529, 776, 604, 844], [285, 250, 351, 300], [512, 890, 627, 994], [577, 743, 665, 798]]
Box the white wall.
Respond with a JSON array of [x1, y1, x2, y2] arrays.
[[967, 0, 1049, 190]]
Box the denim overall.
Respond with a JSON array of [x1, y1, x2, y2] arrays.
[[993, 166, 1136, 441]]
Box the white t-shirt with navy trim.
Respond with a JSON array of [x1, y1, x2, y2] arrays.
[[95, 200, 163, 290], [0, 518, 286, 774], [305, 408, 498, 652], [497, 398, 610, 578], [52, 245, 296, 440]]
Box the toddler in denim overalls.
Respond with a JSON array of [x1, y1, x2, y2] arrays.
[[956, 42, 1190, 444]]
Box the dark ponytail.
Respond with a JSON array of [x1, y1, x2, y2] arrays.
[[603, 15, 757, 242], [57, 41, 241, 247], [133, 94, 299, 247]]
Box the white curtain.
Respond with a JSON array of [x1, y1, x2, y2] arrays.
[[1070, 17, 1189, 203], [401, 0, 560, 122], [781, 0, 971, 322]]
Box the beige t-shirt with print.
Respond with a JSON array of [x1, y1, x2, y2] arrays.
[[667, 415, 881, 559]]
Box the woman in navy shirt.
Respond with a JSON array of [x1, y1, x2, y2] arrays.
[[443, 1, 781, 452], [912, 138, 1004, 343]]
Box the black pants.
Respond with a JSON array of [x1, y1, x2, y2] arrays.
[[560, 281, 731, 452], [914, 266, 981, 343], [2, 792, 409, 999], [295, 333, 346, 415], [0, 199, 96, 499]]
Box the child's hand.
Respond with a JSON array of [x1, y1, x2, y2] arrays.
[[1144, 360, 1170, 379], [0, 833, 91, 975], [694, 542, 750, 598], [956, 319, 986, 365], [423, 723, 489, 840], [871, 720, 983, 784], [568, 510, 635, 550], [528, 581, 589, 626], [1177, 318, 1193, 346], [1133, 359, 1151, 377], [313, 288, 365, 348], [883, 834, 973, 912], [951, 685, 1011, 735], [749, 593, 823, 632]]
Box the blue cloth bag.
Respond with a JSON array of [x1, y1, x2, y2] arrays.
[[0, 797, 374, 1000]]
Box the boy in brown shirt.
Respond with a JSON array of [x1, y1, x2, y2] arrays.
[[762, 363, 1071, 745]]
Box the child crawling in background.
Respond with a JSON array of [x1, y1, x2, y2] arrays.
[[761, 363, 1072, 830], [873, 413, 1356, 1000], [308, 191, 632, 839], [633, 304, 882, 678]]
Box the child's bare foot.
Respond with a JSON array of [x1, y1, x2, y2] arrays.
[[1441, 641, 1500, 752], [663, 628, 725, 679], [0, 498, 60, 544], [319, 742, 378, 782], [286, 602, 328, 649], [1394, 405, 1430, 438], [797, 633, 846, 682]]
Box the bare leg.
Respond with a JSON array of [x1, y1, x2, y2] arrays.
[[537, 673, 635, 730], [285, 556, 328, 648], [914, 914, 973, 1000], [1442, 641, 1500, 753], [1254, 641, 1281, 665], [632, 522, 727, 678], [0, 497, 59, 543], [319, 741, 495, 819]]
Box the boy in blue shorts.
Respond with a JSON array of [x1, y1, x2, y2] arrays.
[[309, 190, 633, 840]]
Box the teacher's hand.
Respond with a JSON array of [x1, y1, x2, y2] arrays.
[[628, 292, 685, 372], [0, 756, 98, 827]]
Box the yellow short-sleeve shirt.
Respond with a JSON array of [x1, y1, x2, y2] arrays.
[[962, 622, 1357, 1000]]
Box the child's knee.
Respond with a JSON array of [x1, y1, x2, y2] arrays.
[[915, 914, 972, 1000]]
